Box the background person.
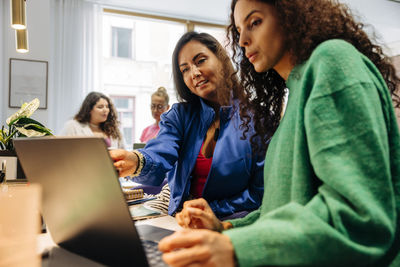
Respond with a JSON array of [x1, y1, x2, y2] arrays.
[[61, 91, 125, 149], [158, 0, 400, 266], [110, 31, 265, 219], [140, 87, 170, 143]]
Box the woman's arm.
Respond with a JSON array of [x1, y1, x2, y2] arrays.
[[130, 105, 185, 185]]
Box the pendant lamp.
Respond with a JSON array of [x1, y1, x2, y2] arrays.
[[11, 0, 27, 30], [16, 29, 29, 53]]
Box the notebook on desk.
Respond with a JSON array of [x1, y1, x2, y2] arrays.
[[14, 136, 173, 267]]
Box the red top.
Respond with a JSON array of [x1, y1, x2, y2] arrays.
[[190, 142, 213, 198]]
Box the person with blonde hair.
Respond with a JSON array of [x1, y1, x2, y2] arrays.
[[140, 87, 170, 143]]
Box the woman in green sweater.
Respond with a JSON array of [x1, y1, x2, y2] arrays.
[[158, 0, 400, 266]]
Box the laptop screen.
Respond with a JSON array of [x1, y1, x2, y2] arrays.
[[14, 136, 149, 266]]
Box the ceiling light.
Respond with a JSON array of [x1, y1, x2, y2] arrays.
[[10, 0, 26, 30], [16, 29, 29, 53]]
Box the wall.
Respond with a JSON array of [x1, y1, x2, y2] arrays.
[[340, 0, 400, 55], [1, 0, 50, 128]]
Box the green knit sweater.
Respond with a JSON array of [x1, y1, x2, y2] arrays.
[[224, 39, 400, 266]]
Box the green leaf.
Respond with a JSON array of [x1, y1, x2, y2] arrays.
[[1, 98, 53, 150], [22, 124, 51, 135], [6, 98, 40, 125], [15, 117, 46, 127]]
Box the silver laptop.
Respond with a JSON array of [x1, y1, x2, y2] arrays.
[[14, 136, 173, 267]]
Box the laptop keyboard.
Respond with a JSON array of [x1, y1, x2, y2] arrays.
[[142, 240, 169, 267]]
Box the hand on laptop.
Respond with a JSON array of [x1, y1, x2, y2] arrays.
[[176, 198, 226, 232], [109, 149, 138, 177], [158, 228, 235, 267]]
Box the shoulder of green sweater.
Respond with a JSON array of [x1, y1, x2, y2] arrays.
[[289, 39, 360, 80], [291, 39, 375, 86], [310, 39, 358, 60]]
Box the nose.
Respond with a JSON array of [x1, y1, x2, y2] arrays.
[[238, 30, 250, 47], [191, 65, 201, 80]]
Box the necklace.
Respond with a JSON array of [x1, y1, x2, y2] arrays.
[[89, 123, 100, 129]]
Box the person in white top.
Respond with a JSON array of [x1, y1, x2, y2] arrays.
[[61, 92, 125, 149]]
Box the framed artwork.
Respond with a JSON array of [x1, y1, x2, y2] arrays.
[[9, 58, 48, 109]]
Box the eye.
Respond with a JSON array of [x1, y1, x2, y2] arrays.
[[197, 57, 206, 65], [250, 18, 262, 29], [181, 67, 189, 74]]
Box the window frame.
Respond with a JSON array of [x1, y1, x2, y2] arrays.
[[103, 8, 226, 33], [111, 26, 134, 59], [110, 95, 136, 148]]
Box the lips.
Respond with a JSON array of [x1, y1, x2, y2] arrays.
[[195, 80, 208, 88], [246, 52, 257, 63]]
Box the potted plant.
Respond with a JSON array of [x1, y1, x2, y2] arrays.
[[0, 98, 52, 179]]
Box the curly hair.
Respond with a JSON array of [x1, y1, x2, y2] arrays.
[[227, 0, 400, 151], [172, 31, 242, 107], [74, 91, 122, 140]]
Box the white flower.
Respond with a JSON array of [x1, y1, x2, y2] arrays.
[[6, 98, 40, 125]]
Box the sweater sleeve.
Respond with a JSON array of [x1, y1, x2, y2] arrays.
[[224, 41, 399, 266], [226, 208, 261, 227]]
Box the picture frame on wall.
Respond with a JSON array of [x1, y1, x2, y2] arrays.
[[8, 58, 48, 109]]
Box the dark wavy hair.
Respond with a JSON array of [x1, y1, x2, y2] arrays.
[[74, 91, 122, 140], [172, 31, 242, 106], [227, 0, 400, 151]]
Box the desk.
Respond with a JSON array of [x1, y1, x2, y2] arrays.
[[38, 216, 181, 266]]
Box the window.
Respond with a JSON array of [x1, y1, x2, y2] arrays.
[[110, 96, 135, 148], [111, 27, 133, 58], [194, 25, 228, 48]]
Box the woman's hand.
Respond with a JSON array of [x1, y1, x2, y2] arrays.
[[159, 229, 235, 267], [108, 149, 138, 177], [176, 198, 225, 232]]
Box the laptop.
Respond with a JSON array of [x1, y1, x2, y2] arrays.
[[14, 136, 173, 267]]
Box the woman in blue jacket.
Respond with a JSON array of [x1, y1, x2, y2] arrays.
[[111, 32, 265, 218]]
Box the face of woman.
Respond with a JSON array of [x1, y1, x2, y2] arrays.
[[178, 41, 223, 104], [234, 0, 288, 74], [90, 98, 109, 125], [151, 95, 169, 122]]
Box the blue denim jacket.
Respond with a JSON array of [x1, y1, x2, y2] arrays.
[[135, 98, 265, 216]]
